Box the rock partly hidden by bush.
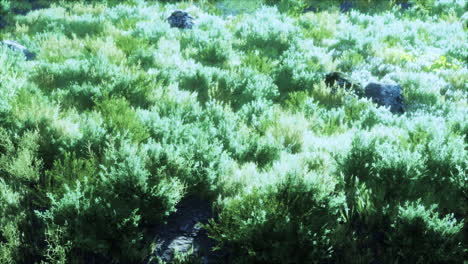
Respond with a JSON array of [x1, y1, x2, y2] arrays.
[[399, 2, 414, 10], [340, 1, 354, 12], [303, 6, 318, 13], [0, 40, 36, 60], [364, 82, 405, 114], [152, 197, 223, 263], [167, 10, 194, 29], [325, 72, 361, 94]]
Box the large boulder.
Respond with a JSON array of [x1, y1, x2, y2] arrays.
[[167, 10, 194, 29], [1, 40, 36, 60], [364, 82, 405, 114]]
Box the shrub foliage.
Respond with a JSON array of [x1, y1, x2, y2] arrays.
[[0, 0, 466, 263]]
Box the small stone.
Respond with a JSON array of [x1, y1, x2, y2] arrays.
[[1, 40, 36, 60], [364, 82, 405, 114]]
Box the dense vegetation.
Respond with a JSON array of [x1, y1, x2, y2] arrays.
[[0, 0, 467, 263]]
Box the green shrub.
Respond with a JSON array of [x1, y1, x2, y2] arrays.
[[33, 33, 86, 63], [336, 127, 466, 263], [411, 0, 467, 16], [337, 50, 365, 72], [123, 18, 170, 69], [44, 152, 99, 197], [274, 44, 331, 98], [208, 171, 344, 264], [394, 72, 444, 111], [240, 133, 282, 168], [37, 139, 184, 263], [31, 58, 112, 92], [131, 18, 171, 44], [264, 0, 307, 13], [342, 96, 395, 130], [178, 64, 228, 105], [123, 42, 156, 70], [5, 88, 81, 170], [97, 98, 149, 143], [387, 201, 464, 263], [219, 68, 278, 110], [298, 12, 338, 45], [407, 117, 467, 215], [315, 108, 348, 135], [103, 4, 146, 30], [179, 64, 278, 109], [328, 32, 360, 59], [140, 106, 235, 195], [446, 105, 468, 143], [0, 180, 24, 263], [199, 102, 251, 159], [0, 46, 27, 115], [237, 99, 276, 133], [235, 7, 299, 57], [74, 112, 108, 157], [241, 50, 278, 74], [266, 112, 307, 154], [340, 130, 424, 212], [31, 57, 155, 108], [0, 0, 466, 262], [0, 0, 49, 28], [0, 129, 46, 262], [16, 7, 107, 37], [180, 14, 233, 66], [59, 83, 104, 111]]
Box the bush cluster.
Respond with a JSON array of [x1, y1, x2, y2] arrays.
[[0, 0, 466, 263]]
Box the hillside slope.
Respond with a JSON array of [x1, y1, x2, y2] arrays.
[[0, 0, 466, 263]]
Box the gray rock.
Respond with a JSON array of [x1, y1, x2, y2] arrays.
[[364, 82, 405, 114], [149, 197, 224, 263], [1, 40, 36, 60], [167, 10, 194, 29]]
